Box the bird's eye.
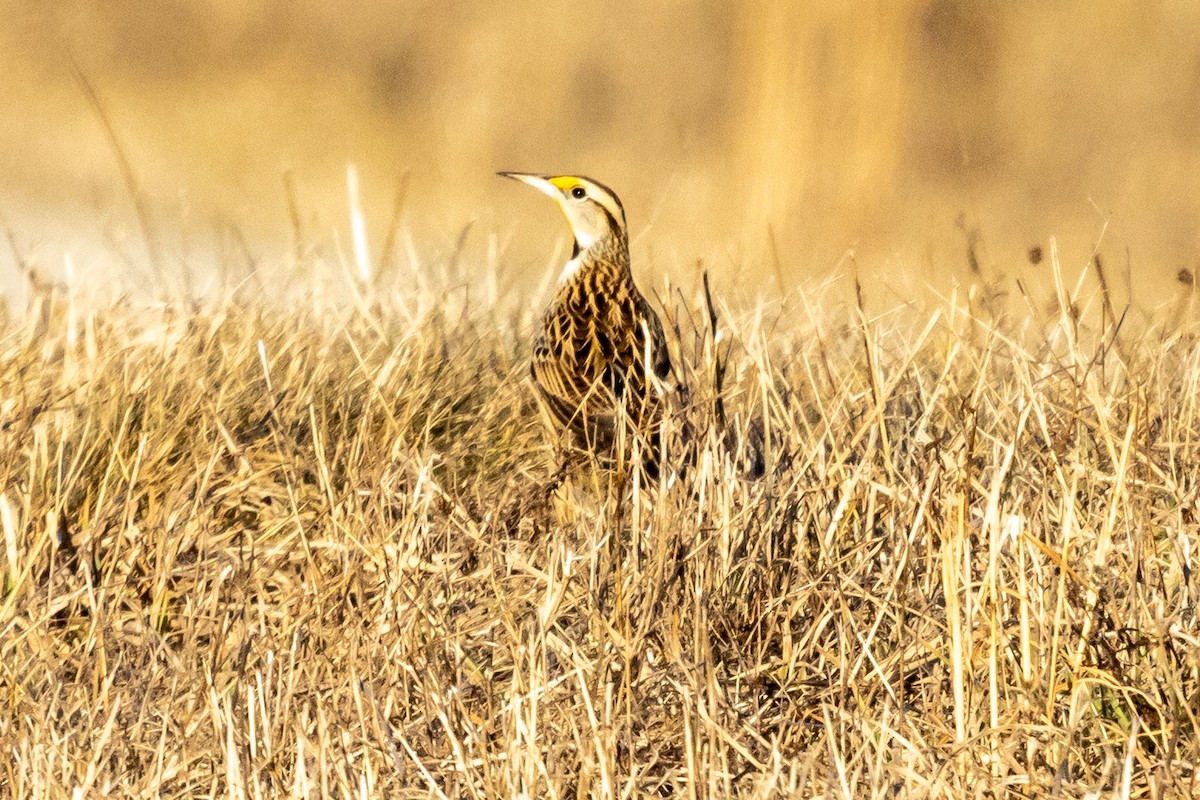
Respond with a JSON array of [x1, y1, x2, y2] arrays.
[[570, 186, 586, 199]]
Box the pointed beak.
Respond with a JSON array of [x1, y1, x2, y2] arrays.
[[497, 171, 561, 200]]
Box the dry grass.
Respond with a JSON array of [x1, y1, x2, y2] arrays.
[[1, 244, 1198, 798]]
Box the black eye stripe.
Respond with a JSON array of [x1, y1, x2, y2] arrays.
[[597, 205, 620, 235]]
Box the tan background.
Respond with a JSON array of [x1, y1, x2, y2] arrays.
[[2, 1, 1198, 304]]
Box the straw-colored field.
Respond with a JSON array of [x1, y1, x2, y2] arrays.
[[2, 247, 1197, 797], [3, 4, 1200, 796]]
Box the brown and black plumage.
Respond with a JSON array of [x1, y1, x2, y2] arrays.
[[500, 172, 671, 475]]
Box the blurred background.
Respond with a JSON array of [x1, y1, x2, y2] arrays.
[[1, 1, 1198, 306]]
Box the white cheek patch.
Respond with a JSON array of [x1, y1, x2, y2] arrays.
[[573, 227, 597, 250], [555, 201, 599, 254]]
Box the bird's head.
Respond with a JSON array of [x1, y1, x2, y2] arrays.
[[499, 172, 627, 254]]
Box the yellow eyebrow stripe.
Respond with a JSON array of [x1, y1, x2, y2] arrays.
[[549, 176, 582, 191]]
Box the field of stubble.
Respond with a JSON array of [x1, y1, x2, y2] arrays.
[[1, 249, 1198, 798]]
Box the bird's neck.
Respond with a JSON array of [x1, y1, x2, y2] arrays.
[[559, 232, 628, 285]]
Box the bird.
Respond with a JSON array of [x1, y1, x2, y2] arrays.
[[499, 172, 672, 477]]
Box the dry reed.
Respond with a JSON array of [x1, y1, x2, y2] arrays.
[[1, 242, 1198, 799]]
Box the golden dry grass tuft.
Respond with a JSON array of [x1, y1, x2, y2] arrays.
[[1, 249, 1199, 798]]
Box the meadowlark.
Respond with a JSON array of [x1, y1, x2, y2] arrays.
[[499, 172, 672, 477]]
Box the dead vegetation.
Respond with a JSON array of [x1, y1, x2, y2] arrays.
[[1, 246, 1198, 799]]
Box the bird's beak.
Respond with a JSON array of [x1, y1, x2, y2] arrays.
[[497, 171, 561, 200]]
